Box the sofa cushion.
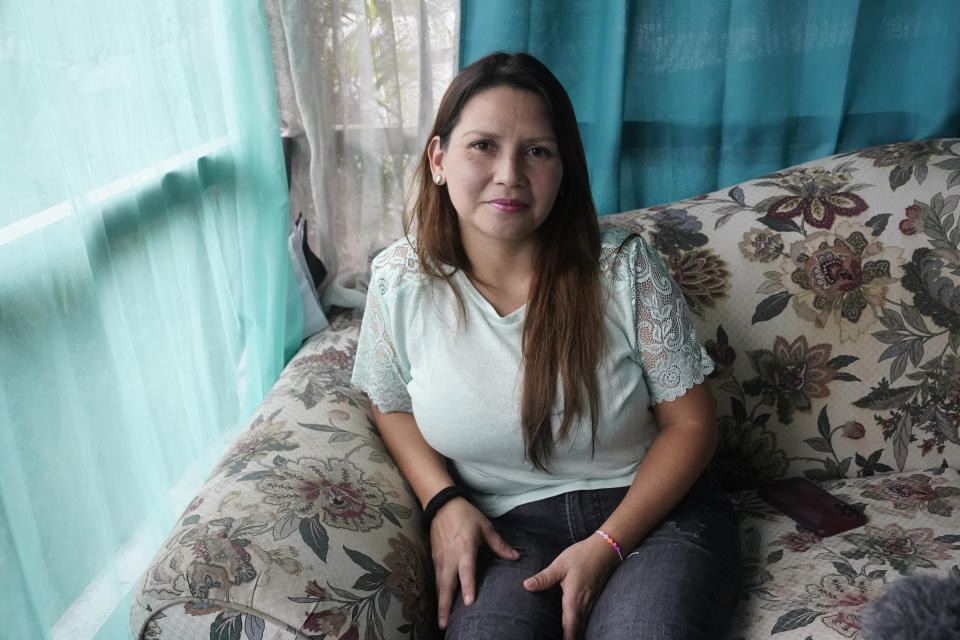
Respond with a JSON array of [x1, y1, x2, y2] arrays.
[[604, 139, 960, 489], [131, 311, 437, 640], [728, 467, 960, 639], [134, 309, 960, 640]]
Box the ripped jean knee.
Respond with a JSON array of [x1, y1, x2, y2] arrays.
[[589, 474, 740, 639]]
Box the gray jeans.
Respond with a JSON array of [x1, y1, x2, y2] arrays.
[[444, 473, 739, 640]]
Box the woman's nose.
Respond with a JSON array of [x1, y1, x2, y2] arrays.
[[494, 152, 526, 186]]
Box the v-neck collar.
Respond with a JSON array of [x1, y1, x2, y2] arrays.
[[454, 270, 527, 323]]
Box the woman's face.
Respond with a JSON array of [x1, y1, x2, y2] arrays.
[[428, 86, 563, 256]]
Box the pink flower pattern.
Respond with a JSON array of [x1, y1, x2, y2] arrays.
[[860, 474, 960, 518], [258, 457, 386, 531], [842, 523, 955, 574]]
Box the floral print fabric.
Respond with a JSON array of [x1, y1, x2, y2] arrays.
[[601, 138, 960, 638], [606, 138, 960, 487], [132, 140, 960, 640], [729, 469, 960, 640], [131, 312, 436, 640]]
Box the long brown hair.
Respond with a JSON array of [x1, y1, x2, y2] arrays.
[[406, 52, 603, 471]]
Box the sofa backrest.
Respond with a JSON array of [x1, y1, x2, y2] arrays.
[[604, 139, 960, 489]]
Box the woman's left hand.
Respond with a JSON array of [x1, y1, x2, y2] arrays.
[[522, 534, 621, 640]]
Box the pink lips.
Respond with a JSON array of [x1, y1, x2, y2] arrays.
[[488, 199, 528, 213]]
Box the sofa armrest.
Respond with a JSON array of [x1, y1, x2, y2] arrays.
[[131, 311, 436, 640]]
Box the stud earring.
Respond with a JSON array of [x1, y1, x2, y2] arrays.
[[435, 175, 443, 185]]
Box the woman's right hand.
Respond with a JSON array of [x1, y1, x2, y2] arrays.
[[367, 407, 517, 629], [429, 497, 519, 629]]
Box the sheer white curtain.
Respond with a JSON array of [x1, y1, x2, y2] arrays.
[[265, 0, 459, 307]]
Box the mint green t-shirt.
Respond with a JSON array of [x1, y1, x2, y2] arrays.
[[351, 226, 714, 517]]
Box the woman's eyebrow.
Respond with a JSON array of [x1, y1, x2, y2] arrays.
[[460, 130, 557, 144]]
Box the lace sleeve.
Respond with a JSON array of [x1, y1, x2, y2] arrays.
[[632, 238, 714, 404], [350, 283, 412, 413]]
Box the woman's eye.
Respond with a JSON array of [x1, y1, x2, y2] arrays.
[[470, 141, 492, 151], [528, 147, 552, 158]]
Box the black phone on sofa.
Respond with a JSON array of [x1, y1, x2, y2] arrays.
[[759, 477, 867, 537]]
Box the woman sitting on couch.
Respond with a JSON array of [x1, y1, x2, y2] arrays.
[[351, 51, 738, 640]]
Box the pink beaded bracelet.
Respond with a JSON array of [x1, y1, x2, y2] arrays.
[[595, 529, 623, 561]]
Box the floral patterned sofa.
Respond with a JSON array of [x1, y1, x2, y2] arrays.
[[131, 139, 960, 640]]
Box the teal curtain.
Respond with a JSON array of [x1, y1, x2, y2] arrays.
[[460, 0, 960, 214], [0, 2, 302, 639]]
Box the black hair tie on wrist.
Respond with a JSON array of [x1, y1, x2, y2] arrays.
[[421, 485, 468, 531]]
